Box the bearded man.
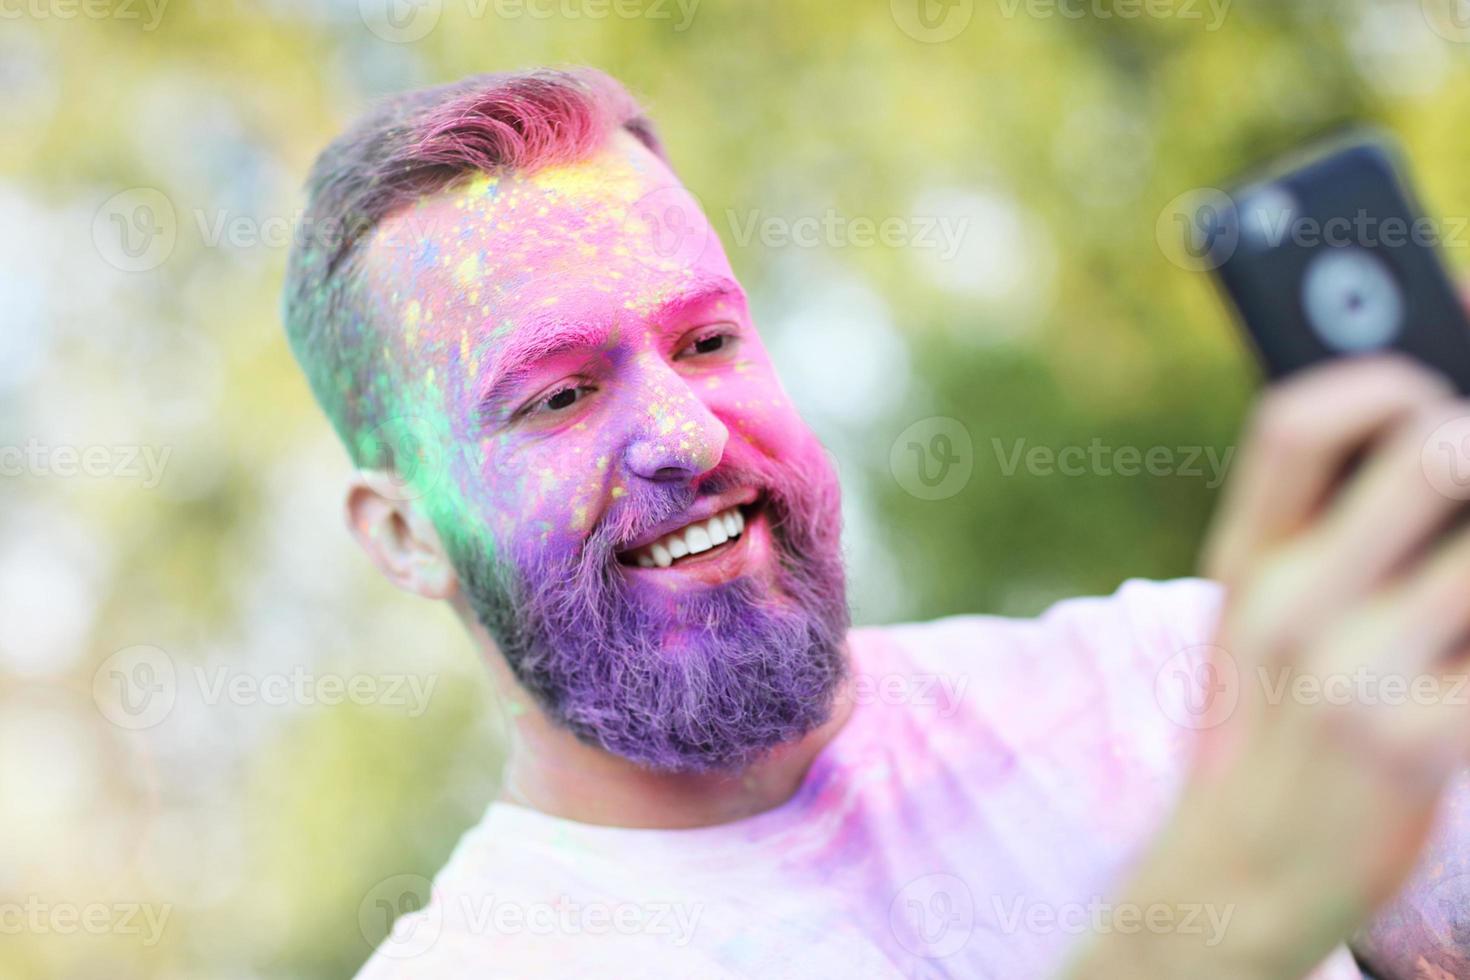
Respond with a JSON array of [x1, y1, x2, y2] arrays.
[[283, 67, 1470, 979]]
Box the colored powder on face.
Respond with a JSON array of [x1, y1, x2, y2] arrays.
[[455, 255, 481, 285], [348, 134, 850, 771], [453, 439, 850, 773]]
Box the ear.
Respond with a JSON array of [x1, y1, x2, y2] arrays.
[[344, 470, 459, 600]]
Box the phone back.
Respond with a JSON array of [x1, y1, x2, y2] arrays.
[[1204, 137, 1470, 393]]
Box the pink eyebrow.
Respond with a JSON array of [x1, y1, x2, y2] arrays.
[[475, 317, 612, 421], [474, 276, 744, 422]]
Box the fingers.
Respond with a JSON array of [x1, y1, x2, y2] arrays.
[[1203, 355, 1454, 589], [1381, 515, 1470, 664], [1295, 521, 1470, 780], [1289, 399, 1470, 620]]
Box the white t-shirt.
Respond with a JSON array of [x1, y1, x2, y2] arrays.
[[355, 577, 1363, 978]]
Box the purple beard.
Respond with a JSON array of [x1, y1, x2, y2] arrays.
[[450, 448, 850, 773]]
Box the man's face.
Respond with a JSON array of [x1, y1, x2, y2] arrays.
[[356, 132, 850, 772]]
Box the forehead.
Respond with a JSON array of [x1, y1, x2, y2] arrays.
[[362, 131, 737, 340]]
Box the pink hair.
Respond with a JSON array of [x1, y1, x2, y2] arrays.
[[410, 68, 662, 181], [282, 67, 666, 461]]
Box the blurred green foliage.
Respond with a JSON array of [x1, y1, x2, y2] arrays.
[[6, 0, 1470, 976]]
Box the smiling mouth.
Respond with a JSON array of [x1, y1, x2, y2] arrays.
[[616, 500, 762, 569]]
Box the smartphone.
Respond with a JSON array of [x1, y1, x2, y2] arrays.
[[1198, 131, 1470, 393]]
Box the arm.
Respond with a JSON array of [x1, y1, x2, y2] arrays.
[[1063, 356, 1470, 979]]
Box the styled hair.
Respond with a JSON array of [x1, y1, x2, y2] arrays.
[[281, 67, 666, 465]]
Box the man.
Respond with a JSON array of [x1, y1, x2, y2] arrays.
[[282, 67, 1470, 978]]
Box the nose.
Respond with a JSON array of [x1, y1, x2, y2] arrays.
[[622, 364, 728, 483]]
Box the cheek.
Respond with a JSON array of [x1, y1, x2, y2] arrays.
[[480, 422, 625, 551], [707, 364, 815, 462]]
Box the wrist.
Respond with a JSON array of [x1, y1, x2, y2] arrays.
[[1074, 785, 1334, 980]]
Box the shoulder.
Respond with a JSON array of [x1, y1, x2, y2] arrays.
[[856, 576, 1225, 678], [351, 807, 728, 980], [843, 578, 1229, 778], [350, 851, 718, 980]]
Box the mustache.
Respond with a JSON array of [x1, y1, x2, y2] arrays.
[[591, 463, 770, 558]]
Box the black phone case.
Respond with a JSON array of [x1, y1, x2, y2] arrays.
[[1204, 135, 1470, 393]]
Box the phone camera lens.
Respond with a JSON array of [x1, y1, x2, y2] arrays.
[[1300, 247, 1405, 352]]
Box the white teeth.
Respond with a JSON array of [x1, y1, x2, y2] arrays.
[[686, 525, 713, 555], [627, 506, 748, 568], [706, 516, 728, 546]]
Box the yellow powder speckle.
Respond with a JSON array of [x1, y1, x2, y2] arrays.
[[456, 254, 480, 285], [531, 160, 623, 198], [461, 173, 500, 199], [611, 486, 626, 499]]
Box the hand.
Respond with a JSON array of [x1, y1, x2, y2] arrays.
[[1068, 355, 1470, 979]]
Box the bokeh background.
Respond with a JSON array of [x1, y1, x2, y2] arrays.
[[7, 0, 1470, 976]]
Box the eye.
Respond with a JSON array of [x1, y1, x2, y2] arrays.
[[519, 382, 594, 421], [546, 387, 581, 411], [677, 325, 740, 361]]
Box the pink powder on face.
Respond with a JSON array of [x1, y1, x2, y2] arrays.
[[356, 132, 851, 772], [363, 131, 831, 565]]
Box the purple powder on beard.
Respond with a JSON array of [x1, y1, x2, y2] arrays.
[[451, 451, 851, 773]]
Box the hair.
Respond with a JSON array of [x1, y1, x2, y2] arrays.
[[281, 67, 667, 466]]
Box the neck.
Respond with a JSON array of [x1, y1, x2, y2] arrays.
[[494, 661, 856, 830]]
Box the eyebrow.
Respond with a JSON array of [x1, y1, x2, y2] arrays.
[[474, 276, 744, 424]]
